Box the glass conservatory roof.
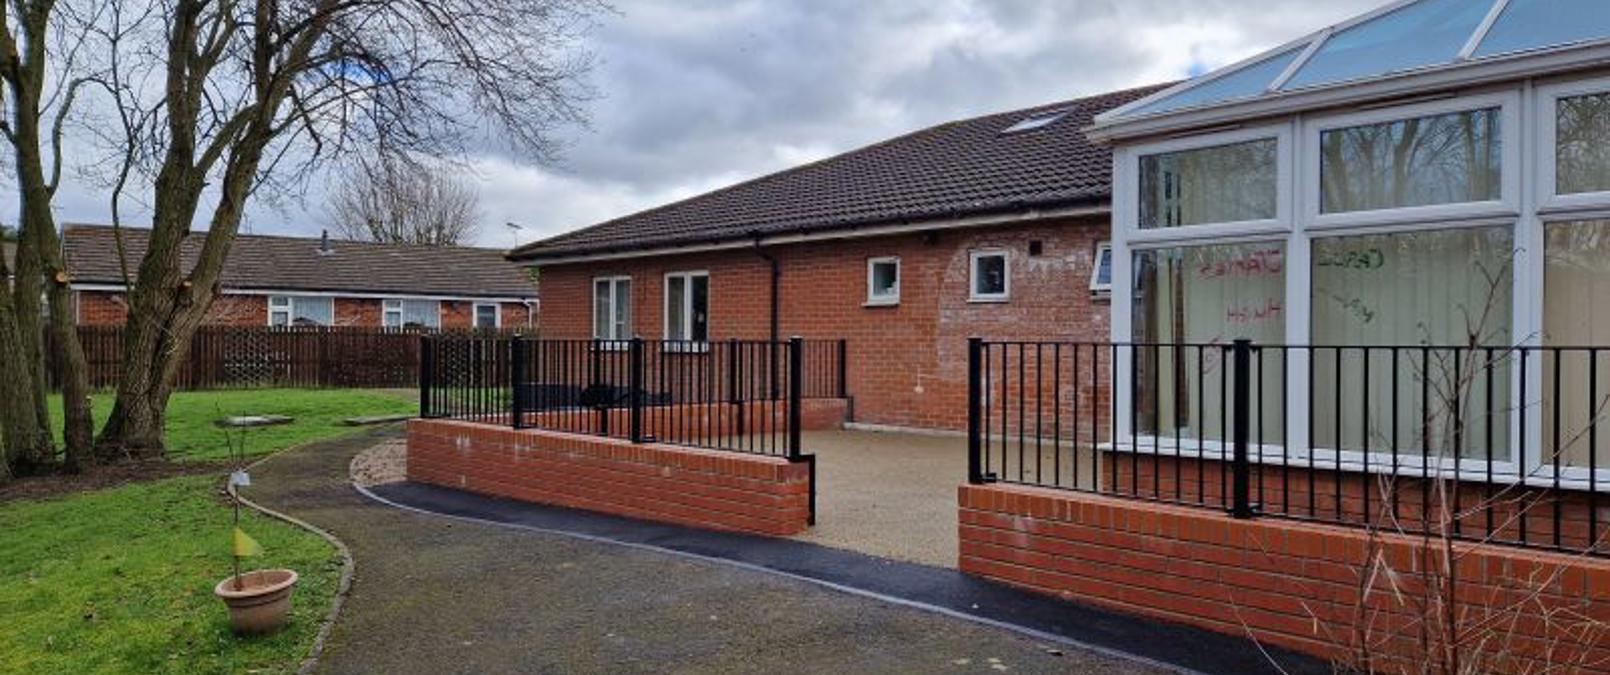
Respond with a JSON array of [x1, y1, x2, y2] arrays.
[[1110, 0, 1610, 120]]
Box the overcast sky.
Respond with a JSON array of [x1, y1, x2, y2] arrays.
[[44, 0, 1383, 250]]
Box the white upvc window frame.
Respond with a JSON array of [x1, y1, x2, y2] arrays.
[[383, 298, 404, 328], [592, 276, 632, 343], [1536, 75, 1610, 213], [473, 302, 501, 329], [1301, 91, 1522, 232], [865, 256, 901, 306], [1109, 79, 1610, 488], [1090, 242, 1113, 296], [266, 294, 334, 327], [968, 249, 1011, 302], [1124, 123, 1294, 247], [662, 270, 709, 345]]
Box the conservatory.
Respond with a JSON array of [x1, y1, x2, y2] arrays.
[[1087, 0, 1610, 488]]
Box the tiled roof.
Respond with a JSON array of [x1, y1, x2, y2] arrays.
[[509, 83, 1171, 262], [64, 224, 536, 299]]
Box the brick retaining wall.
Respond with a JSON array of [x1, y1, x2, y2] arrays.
[[958, 482, 1610, 674], [408, 418, 816, 536]]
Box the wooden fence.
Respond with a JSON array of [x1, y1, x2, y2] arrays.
[[48, 325, 523, 391]]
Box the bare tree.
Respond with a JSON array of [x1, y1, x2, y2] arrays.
[[79, 0, 599, 458], [326, 152, 482, 246]]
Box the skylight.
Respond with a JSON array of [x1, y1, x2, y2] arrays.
[[1001, 109, 1069, 134], [1099, 0, 1610, 124]]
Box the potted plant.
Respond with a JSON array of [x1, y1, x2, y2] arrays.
[[212, 419, 298, 634]]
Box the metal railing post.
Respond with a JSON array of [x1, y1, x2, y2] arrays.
[[1230, 339, 1256, 519], [629, 337, 644, 443], [591, 338, 608, 437], [419, 335, 434, 418], [510, 334, 526, 429], [788, 336, 804, 459], [967, 337, 987, 484]]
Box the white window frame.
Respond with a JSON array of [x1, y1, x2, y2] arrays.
[[266, 294, 333, 327], [968, 250, 1011, 302], [662, 271, 709, 344], [592, 276, 632, 342], [1124, 123, 1293, 247], [382, 298, 403, 328], [865, 257, 901, 306], [1301, 91, 1522, 232], [473, 302, 501, 329], [1089, 243, 1113, 295], [1537, 75, 1610, 213]]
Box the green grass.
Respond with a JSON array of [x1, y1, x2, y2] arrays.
[[0, 475, 342, 674], [52, 388, 417, 462]]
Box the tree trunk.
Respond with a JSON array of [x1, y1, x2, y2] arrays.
[[0, 235, 53, 477]]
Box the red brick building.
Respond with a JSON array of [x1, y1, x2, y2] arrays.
[[64, 224, 537, 330], [510, 86, 1163, 432]]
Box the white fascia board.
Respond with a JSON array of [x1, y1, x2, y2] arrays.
[[515, 203, 1111, 268]]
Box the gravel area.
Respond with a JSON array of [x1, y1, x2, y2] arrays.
[[350, 438, 407, 487]]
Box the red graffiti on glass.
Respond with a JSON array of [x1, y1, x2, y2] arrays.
[[1197, 248, 1284, 279]]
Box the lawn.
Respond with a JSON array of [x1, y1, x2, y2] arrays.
[[0, 475, 342, 674], [52, 388, 417, 462]]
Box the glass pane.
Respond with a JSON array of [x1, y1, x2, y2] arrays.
[[1320, 108, 1501, 214], [1282, 0, 1492, 90], [1474, 0, 1610, 58], [1557, 92, 1610, 195], [613, 280, 631, 340], [1131, 243, 1286, 443], [666, 276, 686, 341], [973, 255, 1006, 296], [384, 312, 402, 328], [475, 305, 497, 327], [1131, 45, 1304, 116], [593, 280, 610, 339], [1544, 220, 1610, 470], [270, 311, 289, 327], [402, 299, 439, 328], [1310, 227, 1514, 460], [1094, 247, 1113, 286], [870, 261, 898, 298], [291, 297, 333, 326], [1139, 139, 1277, 228], [691, 275, 709, 342]]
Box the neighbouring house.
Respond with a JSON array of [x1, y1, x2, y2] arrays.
[[63, 224, 537, 330], [507, 84, 1167, 432]]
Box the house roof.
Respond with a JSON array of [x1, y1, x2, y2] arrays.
[[63, 224, 537, 299], [1097, 0, 1610, 131], [509, 83, 1171, 263]]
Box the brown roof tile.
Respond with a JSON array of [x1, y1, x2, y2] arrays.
[[64, 224, 536, 299], [509, 83, 1171, 262]]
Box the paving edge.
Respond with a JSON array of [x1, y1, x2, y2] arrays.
[[351, 480, 1205, 675], [227, 435, 366, 675]]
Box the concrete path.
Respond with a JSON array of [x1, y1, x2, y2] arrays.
[[243, 428, 1178, 675]]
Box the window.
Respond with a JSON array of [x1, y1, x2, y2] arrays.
[[866, 257, 900, 305], [969, 251, 1009, 301], [473, 303, 500, 328], [1139, 138, 1278, 228], [1544, 220, 1610, 472], [268, 295, 333, 327], [664, 272, 708, 342], [1555, 92, 1610, 196], [1308, 227, 1515, 460], [1089, 243, 1113, 295], [1001, 109, 1069, 134], [383, 299, 440, 329], [1319, 107, 1502, 214], [593, 277, 631, 340], [1131, 243, 1287, 442]]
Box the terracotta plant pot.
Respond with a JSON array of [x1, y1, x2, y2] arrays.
[[214, 568, 298, 634]]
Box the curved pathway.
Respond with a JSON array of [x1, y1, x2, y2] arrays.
[[244, 428, 1314, 675]]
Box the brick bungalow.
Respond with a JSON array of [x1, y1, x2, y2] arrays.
[[64, 224, 536, 329], [508, 85, 1165, 433]]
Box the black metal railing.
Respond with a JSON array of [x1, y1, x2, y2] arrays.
[[967, 338, 1610, 557], [421, 335, 846, 459]]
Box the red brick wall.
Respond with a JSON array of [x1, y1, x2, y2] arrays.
[[335, 297, 380, 326], [958, 483, 1610, 674], [534, 216, 1110, 431], [76, 291, 267, 326], [407, 418, 813, 536], [439, 300, 533, 330]]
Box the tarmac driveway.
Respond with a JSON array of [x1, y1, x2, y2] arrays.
[[243, 427, 1166, 675]]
